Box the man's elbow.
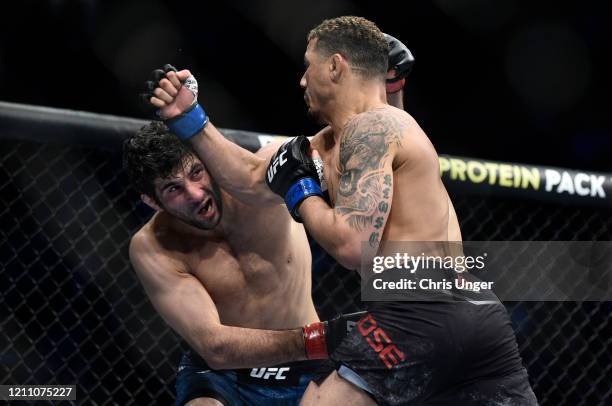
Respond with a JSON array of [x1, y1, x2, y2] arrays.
[[198, 338, 231, 370], [335, 241, 363, 270], [189, 326, 233, 369]]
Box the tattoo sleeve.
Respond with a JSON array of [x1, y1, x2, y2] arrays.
[[335, 110, 405, 247]]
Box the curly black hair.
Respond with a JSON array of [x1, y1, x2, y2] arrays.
[[122, 121, 196, 201]]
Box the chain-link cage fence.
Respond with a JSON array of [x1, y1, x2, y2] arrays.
[[1, 102, 610, 405]]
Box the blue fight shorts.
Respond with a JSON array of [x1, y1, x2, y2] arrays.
[[175, 349, 333, 406]]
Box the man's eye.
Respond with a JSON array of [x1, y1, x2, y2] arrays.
[[167, 186, 179, 193]]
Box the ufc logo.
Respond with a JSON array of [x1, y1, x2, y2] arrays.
[[249, 367, 290, 380], [267, 150, 288, 182], [358, 314, 406, 369]]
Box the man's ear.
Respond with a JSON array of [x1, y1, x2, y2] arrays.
[[330, 53, 346, 82], [142, 194, 162, 211]]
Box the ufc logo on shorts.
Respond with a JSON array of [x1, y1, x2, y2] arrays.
[[249, 367, 290, 380], [358, 314, 406, 369], [267, 150, 287, 182]]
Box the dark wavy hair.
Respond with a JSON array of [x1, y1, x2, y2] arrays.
[[308, 16, 389, 80], [122, 121, 196, 202]]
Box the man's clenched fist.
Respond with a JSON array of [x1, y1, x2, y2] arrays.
[[141, 64, 209, 140]]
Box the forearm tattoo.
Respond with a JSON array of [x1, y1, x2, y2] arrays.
[[335, 110, 406, 246]]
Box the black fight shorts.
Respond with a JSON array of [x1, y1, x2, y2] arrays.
[[332, 299, 538, 405]]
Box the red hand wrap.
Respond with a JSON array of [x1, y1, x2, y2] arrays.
[[386, 78, 405, 94], [303, 322, 328, 360]]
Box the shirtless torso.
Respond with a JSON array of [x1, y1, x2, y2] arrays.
[[310, 105, 462, 249], [127, 151, 319, 370], [133, 195, 316, 329]]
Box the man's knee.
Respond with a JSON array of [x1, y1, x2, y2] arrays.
[[300, 380, 322, 405], [185, 397, 224, 406]]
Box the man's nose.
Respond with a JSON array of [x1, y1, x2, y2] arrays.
[[300, 75, 307, 88], [184, 181, 204, 201]]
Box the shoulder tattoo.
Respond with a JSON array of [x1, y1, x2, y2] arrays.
[[335, 110, 408, 244]]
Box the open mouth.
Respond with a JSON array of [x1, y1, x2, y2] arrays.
[[196, 198, 214, 217]]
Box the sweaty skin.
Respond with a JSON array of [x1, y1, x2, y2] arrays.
[[141, 59, 460, 371], [150, 67, 461, 271], [295, 31, 469, 406], [129, 149, 318, 370], [308, 106, 462, 256], [296, 39, 461, 271], [148, 66, 461, 246], [141, 29, 464, 404]]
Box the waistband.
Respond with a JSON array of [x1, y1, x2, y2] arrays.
[[179, 349, 333, 386], [180, 348, 332, 372]]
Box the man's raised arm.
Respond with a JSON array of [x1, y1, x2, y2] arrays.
[[265, 112, 400, 270], [384, 33, 415, 110], [143, 65, 279, 205]]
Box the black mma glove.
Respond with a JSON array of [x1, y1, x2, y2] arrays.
[[265, 136, 323, 222], [141, 64, 208, 140], [302, 311, 366, 359], [384, 33, 415, 93]]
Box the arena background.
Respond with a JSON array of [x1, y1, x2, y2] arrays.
[[1, 0, 611, 405]]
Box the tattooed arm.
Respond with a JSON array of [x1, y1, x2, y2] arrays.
[[299, 110, 402, 270]]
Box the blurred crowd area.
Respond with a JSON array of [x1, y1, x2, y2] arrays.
[[0, 0, 610, 172]]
